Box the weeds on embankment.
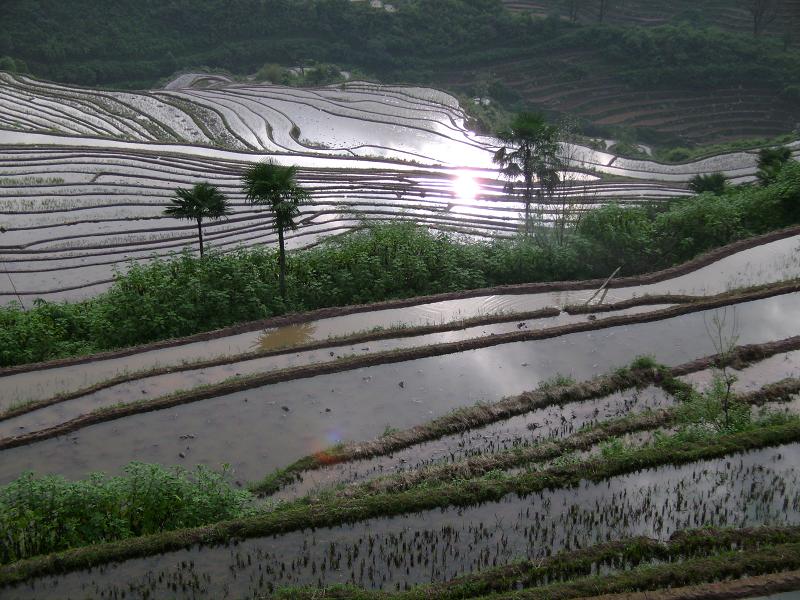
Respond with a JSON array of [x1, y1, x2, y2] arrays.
[[0, 463, 251, 565]]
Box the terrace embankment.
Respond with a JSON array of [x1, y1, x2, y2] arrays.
[[4, 433, 800, 595], [1, 289, 799, 487]]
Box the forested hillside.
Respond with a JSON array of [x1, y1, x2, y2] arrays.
[[503, 0, 800, 36], [1, 0, 798, 142]]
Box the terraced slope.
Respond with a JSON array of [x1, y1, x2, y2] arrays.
[[3, 234, 800, 597], [3, 0, 799, 145], [443, 53, 799, 145], [3, 74, 797, 303], [502, 0, 800, 36], [0, 73, 490, 162]]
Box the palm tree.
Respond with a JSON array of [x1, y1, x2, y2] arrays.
[[494, 112, 561, 235], [242, 161, 309, 299], [163, 182, 231, 257]]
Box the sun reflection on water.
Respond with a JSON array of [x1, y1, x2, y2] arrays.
[[452, 172, 481, 202]]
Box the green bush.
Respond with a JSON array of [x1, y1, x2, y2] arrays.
[[688, 173, 727, 195], [0, 463, 252, 563], [574, 204, 656, 274], [1, 163, 798, 367], [661, 147, 693, 162]]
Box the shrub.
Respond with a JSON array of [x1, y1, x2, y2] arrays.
[[0, 463, 252, 563], [688, 173, 727, 195], [661, 147, 693, 162]]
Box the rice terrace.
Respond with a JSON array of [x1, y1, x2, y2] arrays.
[[2, 1, 800, 599]]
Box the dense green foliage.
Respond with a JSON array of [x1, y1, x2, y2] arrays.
[[563, 24, 800, 91], [164, 182, 232, 257], [0, 0, 526, 87], [243, 161, 310, 298], [1, 0, 797, 98], [757, 145, 795, 186], [0, 463, 251, 563], [688, 173, 727, 195], [1, 161, 798, 366]]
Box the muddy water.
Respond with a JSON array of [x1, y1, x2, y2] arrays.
[[4, 233, 798, 406], [0, 306, 671, 436], [0, 309, 577, 410], [2, 293, 799, 484], [9, 444, 799, 599], [0, 299, 575, 406], [274, 385, 674, 500]]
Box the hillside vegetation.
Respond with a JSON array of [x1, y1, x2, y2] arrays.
[[2, 160, 798, 367], [502, 0, 800, 36], [1, 0, 799, 143]]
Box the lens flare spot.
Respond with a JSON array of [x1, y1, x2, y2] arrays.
[[452, 173, 480, 202]]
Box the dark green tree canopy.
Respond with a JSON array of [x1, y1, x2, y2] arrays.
[[689, 173, 727, 195], [164, 182, 231, 223], [164, 182, 231, 256], [494, 112, 562, 191], [242, 161, 309, 232], [494, 112, 562, 233], [242, 160, 310, 298], [756, 146, 794, 186]]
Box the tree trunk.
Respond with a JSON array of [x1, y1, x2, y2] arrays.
[[524, 176, 533, 235], [197, 218, 204, 257], [278, 226, 287, 299], [524, 145, 533, 235]]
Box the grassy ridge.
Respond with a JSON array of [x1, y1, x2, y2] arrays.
[[2, 162, 798, 367]]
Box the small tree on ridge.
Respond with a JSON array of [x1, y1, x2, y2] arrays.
[[242, 161, 309, 299], [494, 112, 562, 236], [164, 182, 231, 257]]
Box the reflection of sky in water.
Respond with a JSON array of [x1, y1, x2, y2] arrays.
[[4, 293, 800, 485], [451, 172, 481, 201]]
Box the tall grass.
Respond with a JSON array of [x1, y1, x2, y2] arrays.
[[0, 462, 252, 564]]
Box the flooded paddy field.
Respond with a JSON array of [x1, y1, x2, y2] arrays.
[[2, 73, 796, 303], [8, 444, 799, 599], [4, 228, 798, 409], [0, 303, 671, 431], [0, 141, 685, 302], [2, 292, 799, 483], [273, 384, 675, 500], [683, 349, 800, 393]]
